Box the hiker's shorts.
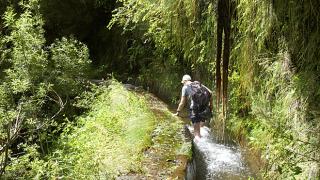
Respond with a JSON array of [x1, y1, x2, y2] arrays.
[[189, 109, 205, 124]]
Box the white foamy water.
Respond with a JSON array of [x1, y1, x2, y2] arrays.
[[188, 126, 251, 179]]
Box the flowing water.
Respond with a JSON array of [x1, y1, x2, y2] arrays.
[[186, 125, 258, 180]]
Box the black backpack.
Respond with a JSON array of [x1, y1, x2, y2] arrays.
[[189, 81, 211, 114]]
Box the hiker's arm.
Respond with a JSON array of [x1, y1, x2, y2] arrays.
[[175, 96, 187, 116]]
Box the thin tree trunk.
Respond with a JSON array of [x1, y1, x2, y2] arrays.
[[216, 0, 223, 114], [0, 125, 10, 177], [222, 0, 231, 120], [215, 0, 232, 140]]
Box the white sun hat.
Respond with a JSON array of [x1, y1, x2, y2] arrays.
[[181, 74, 191, 83]]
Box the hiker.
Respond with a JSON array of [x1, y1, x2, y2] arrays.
[[174, 74, 213, 141]]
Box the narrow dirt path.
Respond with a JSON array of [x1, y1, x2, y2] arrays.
[[117, 90, 192, 180]]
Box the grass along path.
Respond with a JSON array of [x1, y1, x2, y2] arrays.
[[135, 91, 192, 179], [21, 81, 191, 179]]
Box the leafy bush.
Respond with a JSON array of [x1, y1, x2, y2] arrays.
[[0, 0, 91, 176]]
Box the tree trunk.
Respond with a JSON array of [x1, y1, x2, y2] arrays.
[[0, 125, 10, 177], [216, 0, 223, 115], [215, 0, 232, 126], [222, 0, 231, 120]]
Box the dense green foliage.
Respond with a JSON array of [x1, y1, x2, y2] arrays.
[[228, 0, 320, 178], [4, 81, 190, 179], [109, 0, 216, 100], [4, 82, 155, 178], [0, 0, 91, 175]]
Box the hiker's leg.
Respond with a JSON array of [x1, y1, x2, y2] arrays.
[[200, 121, 205, 127], [194, 122, 201, 138], [190, 110, 202, 138]]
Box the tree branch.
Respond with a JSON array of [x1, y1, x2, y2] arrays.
[[0, 105, 23, 176]]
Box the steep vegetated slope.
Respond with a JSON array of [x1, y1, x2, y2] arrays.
[[229, 1, 320, 178]]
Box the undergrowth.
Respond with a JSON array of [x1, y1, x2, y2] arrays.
[[5, 81, 156, 179], [228, 0, 320, 179]]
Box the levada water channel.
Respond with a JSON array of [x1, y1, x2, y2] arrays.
[[131, 87, 260, 179], [181, 117, 260, 179]]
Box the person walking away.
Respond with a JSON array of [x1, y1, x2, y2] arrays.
[[174, 74, 213, 142]]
